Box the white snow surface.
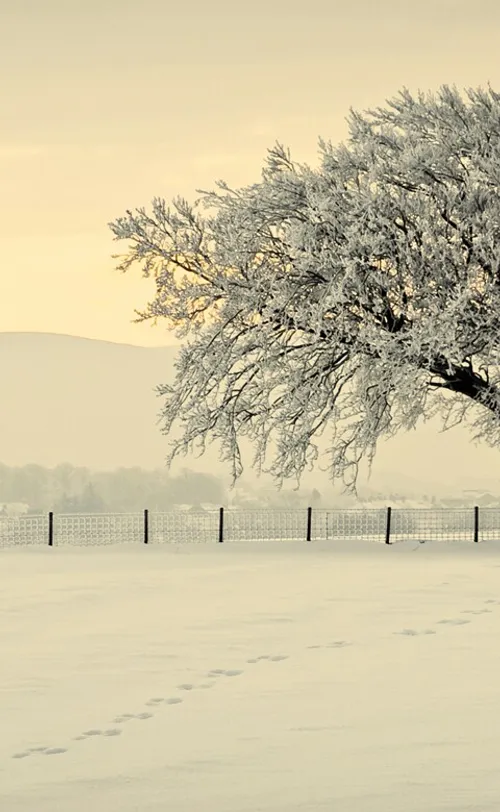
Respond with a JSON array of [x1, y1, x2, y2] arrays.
[[2, 538, 500, 811]]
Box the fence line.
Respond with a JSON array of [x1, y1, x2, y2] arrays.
[[1, 506, 499, 547]]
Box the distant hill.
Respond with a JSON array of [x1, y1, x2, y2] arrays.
[[1, 331, 499, 498], [0, 332, 181, 472]]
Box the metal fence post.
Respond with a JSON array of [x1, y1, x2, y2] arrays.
[[218, 507, 224, 543], [48, 511, 54, 546], [474, 505, 479, 543], [306, 506, 312, 542], [144, 509, 149, 544], [385, 506, 392, 545]]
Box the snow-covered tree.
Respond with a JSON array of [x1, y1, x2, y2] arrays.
[[109, 84, 500, 492]]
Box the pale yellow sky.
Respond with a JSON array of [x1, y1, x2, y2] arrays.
[[1, 0, 499, 346]]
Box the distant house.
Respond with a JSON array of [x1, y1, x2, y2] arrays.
[[173, 503, 218, 513], [200, 502, 219, 512], [0, 502, 29, 516]]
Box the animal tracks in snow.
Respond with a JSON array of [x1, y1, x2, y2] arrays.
[[12, 745, 67, 759], [110, 711, 155, 724], [145, 696, 184, 706], [206, 668, 244, 677], [74, 728, 122, 740], [9, 655, 291, 760], [394, 600, 500, 638], [461, 609, 492, 615], [246, 655, 289, 663], [306, 641, 351, 650], [11, 600, 499, 761], [394, 618, 471, 635], [177, 681, 216, 690]]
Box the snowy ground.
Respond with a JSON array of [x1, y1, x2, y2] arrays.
[[2, 539, 500, 812]]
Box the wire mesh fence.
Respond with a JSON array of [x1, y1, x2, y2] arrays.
[[150, 510, 219, 544], [315, 509, 387, 543], [389, 509, 475, 543], [223, 509, 308, 542], [1, 506, 500, 547], [0, 514, 49, 546], [53, 513, 144, 546]]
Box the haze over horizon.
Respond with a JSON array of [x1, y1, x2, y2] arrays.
[[0, 330, 499, 500]]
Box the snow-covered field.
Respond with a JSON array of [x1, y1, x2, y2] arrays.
[[2, 538, 500, 811]]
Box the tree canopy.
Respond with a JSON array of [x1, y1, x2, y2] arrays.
[[109, 84, 500, 492]]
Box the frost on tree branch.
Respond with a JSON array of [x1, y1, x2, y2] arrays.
[[109, 84, 500, 493]]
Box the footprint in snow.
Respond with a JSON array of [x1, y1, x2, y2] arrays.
[[111, 713, 136, 723], [112, 699, 182, 725], [206, 669, 244, 678], [436, 618, 470, 626], [109, 712, 154, 725], [246, 655, 289, 663], [146, 696, 184, 705], [461, 609, 492, 615], [177, 682, 216, 691], [307, 642, 350, 650], [13, 746, 67, 758], [74, 728, 122, 741], [394, 629, 436, 636]]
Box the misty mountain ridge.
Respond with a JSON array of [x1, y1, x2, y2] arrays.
[[1, 331, 499, 503]]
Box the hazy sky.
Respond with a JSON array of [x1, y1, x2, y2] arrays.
[[1, 0, 499, 346]]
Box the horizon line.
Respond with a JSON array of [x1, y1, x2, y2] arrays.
[[0, 330, 179, 350]]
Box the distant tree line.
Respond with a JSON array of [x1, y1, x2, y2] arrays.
[[3, 463, 495, 515], [0, 463, 226, 514]]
